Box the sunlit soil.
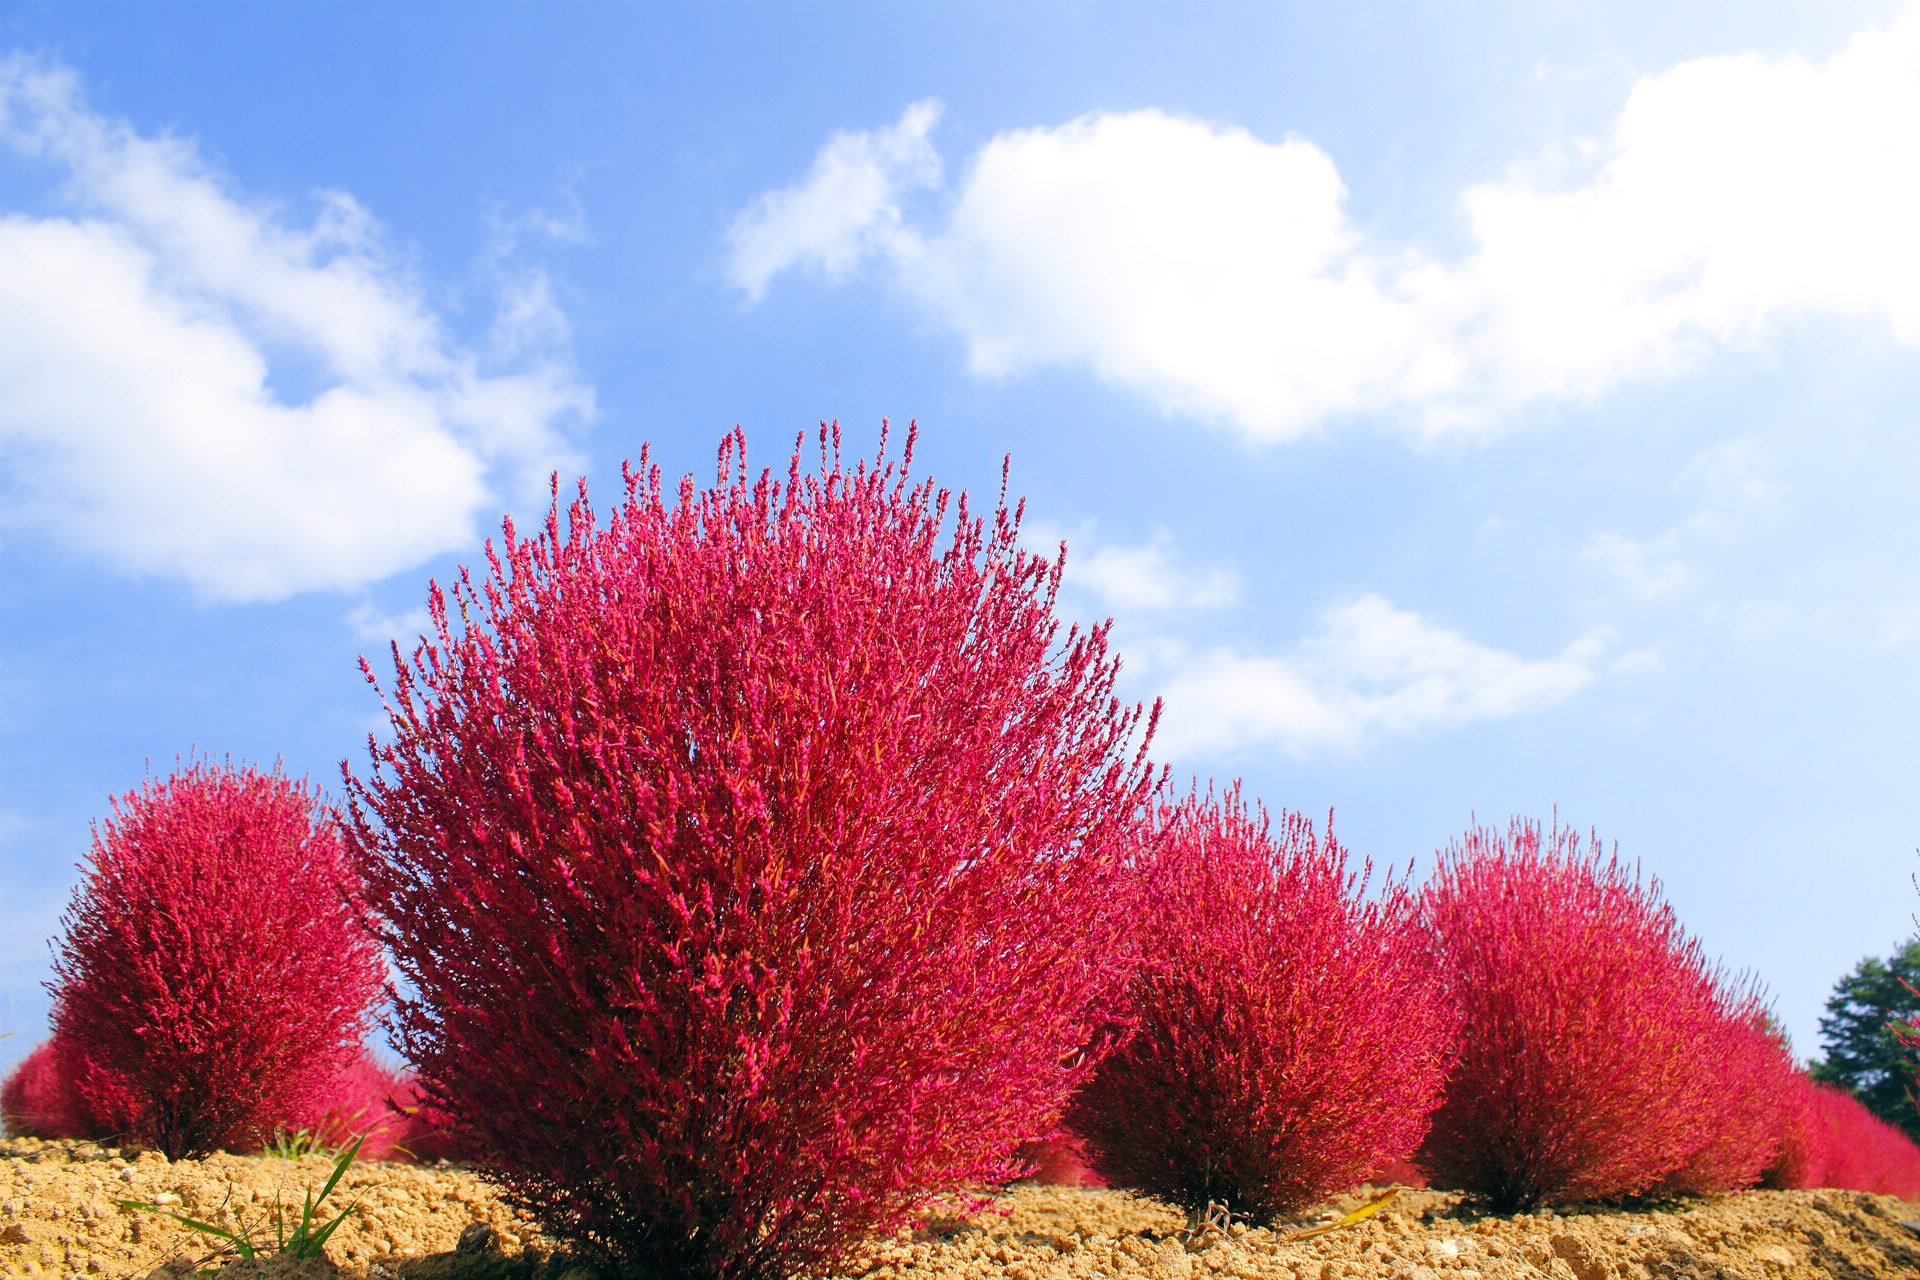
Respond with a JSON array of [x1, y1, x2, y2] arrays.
[[4, 1137, 1919, 1279]]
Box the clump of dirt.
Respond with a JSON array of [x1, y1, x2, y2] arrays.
[[6, 1137, 1920, 1279]]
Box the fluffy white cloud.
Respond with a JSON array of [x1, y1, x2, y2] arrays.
[[1015, 523, 1595, 759], [736, 104, 1440, 437], [346, 601, 435, 648], [1149, 595, 1608, 761], [727, 99, 943, 302], [1439, 13, 1920, 413], [734, 8, 1920, 439], [0, 57, 593, 601], [1026, 521, 1240, 613]]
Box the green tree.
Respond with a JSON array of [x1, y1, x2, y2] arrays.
[[1811, 938, 1920, 1141]]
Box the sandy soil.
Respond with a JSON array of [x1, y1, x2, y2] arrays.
[[6, 1137, 1920, 1279]]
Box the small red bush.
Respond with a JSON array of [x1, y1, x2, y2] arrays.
[[1417, 818, 1786, 1208], [1067, 788, 1456, 1217], [3, 1041, 84, 1139], [49, 762, 384, 1159], [1807, 1080, 1920, 1197], [3, 1037, 163, 1143], [346, 425, 1160, 1280], [305, 1054, 421, 1161], [1016, 1135, 1107, 1188]]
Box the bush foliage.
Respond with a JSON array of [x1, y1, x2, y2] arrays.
[[48, 762, 383, 1159], [2, 1041, 86, 1140], [1650, 1009, 1798, 1196], [1417, 818, 1786, 1208], [304, 1055, 427, 1161], [1762, 1071, 1828, 1191], [346, 426, 1160, 1280], [1803, 1079, 1920, 1198], [1067, 787, 1455, 1217]]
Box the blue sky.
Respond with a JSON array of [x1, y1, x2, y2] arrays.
[[2, 1, 1917, 1076]]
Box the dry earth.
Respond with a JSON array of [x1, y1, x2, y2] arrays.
[[5, 1137, 1920, 1280]]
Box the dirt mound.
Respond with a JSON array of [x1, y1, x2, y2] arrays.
[[5, 1137, 1919, 1279]]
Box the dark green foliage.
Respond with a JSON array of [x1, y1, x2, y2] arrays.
[[1810, 939, 1920, 1141]]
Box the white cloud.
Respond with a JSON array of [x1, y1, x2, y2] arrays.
[[1027, 521, 1240, 613], [733, 8, 1920, 440], [0, 56, 594, 602], [1149, 595, 1607, 761], [728, 99, 943, 302], [346, 601, 434, 648], [1583, 530, 1689, 600], [1609, 646, 1666, 676], [480, 195, 590, 363], [1582, 436, 1776, 601]]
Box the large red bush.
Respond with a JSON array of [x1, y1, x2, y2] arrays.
[[1652, 1007, 1798, 1196], [49, 762, 384, 1159], [345, 425, 1161, 1280], [1066, 787, 1456, 1218], [1417, 818, 1785, 1208]]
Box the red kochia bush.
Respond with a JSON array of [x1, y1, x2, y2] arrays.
[[382, 1072, 458, 1163], [1652, 1006, 1798, 1196], [2, 1041, 88, 1139], [0, 1036, 141, 1141], [1760, 1071, 1827, 1191], [1017, 1135, 1108, 1188], [1808, 1080, 1920, 1197], [346, 425, 1160, 1280], [1067, 788, 1456, 1217], [305, 1055, 425, 1161], [50, 762, 384, 1159], [1417, 818, 1783, 1209]]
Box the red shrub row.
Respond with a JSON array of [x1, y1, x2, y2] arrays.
[[344, 425, 1160, 1280], [1067, 788, 1455, 1216], [1768, 1077, 1920, 1198], [44, 762, 385, 1159], [1415, 818, 1796, 1208], [14, 426, 1918, 1280], [1652, 1006, 1801, 1198]]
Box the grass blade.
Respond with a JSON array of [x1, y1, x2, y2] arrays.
[[116, 1201, 256, 1259], [1286, 1189, 1399, 1242], [302, 1199, 361, 1255], [315, 1136, 363, 1204]]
